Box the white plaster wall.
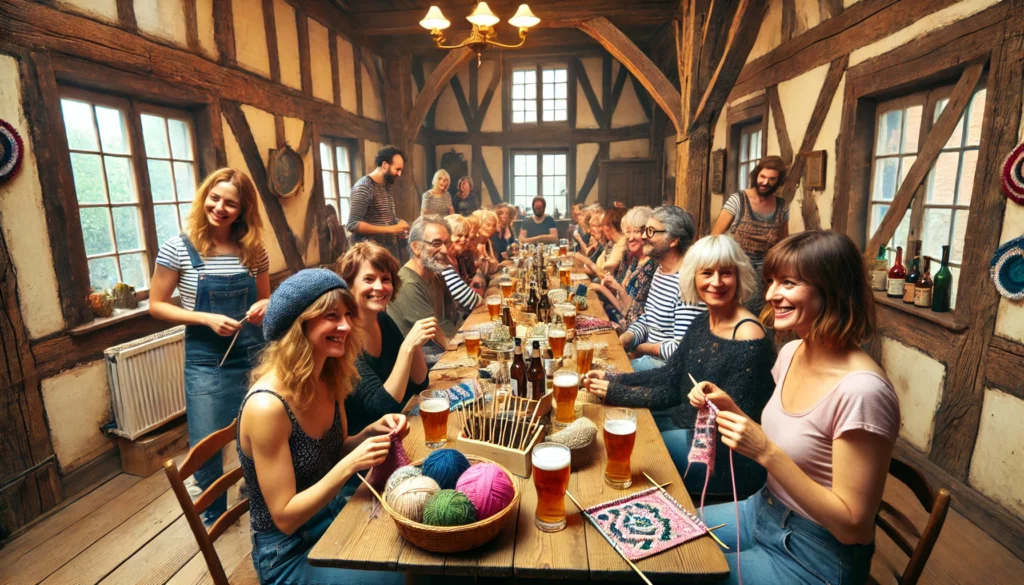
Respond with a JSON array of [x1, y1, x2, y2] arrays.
[[337, 36, 357, 114], [481, 146, 504, 204], [361, 56, 384, 122], [232, 0, 270, 78], [576, 58, 603, 129], [412, 144, 427, 195], [274, 0, 301, 91], [747, 0, 783, 63], [609, 139, 649, 160], [880, 337, 945, 452], [41, 361, 114, 473], [135, 0, 188, 46], [969, 388, 1024, 518], [308, 19, 333, 103], [611, 64, 649, 128], [577, 143, 600, 204], [435, 72, 468, 132], [364, 140, 383, 174], [59, 0, 118, 22], [0, 55, 64, 338], [583, 58, 603, 109], [810, 74, 845, 230], [478, 60, 502, 133], [196, 0, 219, 60], [281, 115, 318, 266]]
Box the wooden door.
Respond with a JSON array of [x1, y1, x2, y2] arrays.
[[599, 159, 658, 208]]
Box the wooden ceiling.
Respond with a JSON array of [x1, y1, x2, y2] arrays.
[[326, 0, 677, 54]]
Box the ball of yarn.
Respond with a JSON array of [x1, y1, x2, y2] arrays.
[[455, 463, 515, 520], [422, 489, 478, 526], [547, 416, 598, 449], [421, 449, 471, 490], [386, 475, 440, 522], [384, 465, 422, 497]]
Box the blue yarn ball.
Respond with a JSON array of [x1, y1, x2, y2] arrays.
[[421, 449, 471, 490]]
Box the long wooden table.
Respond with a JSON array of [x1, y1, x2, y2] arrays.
[[309, 286, 729, 582]]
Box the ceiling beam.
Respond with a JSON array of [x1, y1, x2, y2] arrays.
[[405, 47, 475, 145]]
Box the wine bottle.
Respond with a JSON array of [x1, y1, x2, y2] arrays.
[[903, 243, 921, 303], [510, 338, 527, 398], [931, 245, 952, 312], [870, 245, 889, 291], [887, 246, 906, 298], [914, 257, 933, 308], [527, 281, 540, 315], [527, 340, 546, 400]]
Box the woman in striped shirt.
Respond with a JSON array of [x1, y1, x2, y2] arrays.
[[150, 168, 270, 526], [421, 169, 455, 216]]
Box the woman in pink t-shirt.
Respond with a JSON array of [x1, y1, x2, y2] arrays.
[[691, 230, 900, 585]]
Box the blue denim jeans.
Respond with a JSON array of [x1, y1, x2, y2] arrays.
[[629, 355, 666, 372], [702, 487, 874, 585], [658, 424, 767, 498], [251, 496, 404, 585]]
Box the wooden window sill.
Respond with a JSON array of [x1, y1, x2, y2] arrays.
[[872, 291, 968, 332], [69, 297, 179, 337]]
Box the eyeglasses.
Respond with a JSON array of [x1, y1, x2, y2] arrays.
[[422, 239, 448, 250], [640, 227, 668, 238]]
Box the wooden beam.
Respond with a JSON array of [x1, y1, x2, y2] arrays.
[[863, 61, 983, 258], [448, 74, 475, 134], [607, 64, 629, 123], [478, 154, 502, 207], [631, 74, 653, 121], [296, 7, 313, 96], [782, 0, 796, 42], [431, 124, 650, 148], [573, 57, 604, 126], [766, 85, 793, 165], [406, 47, 474, 145], [576, 151, 601, 204], [212, 0, 236, 66], [577, 17, 684, 134], [184, 0, 199, 53], [986, 338, 1024, 401], [221, 102, 306, 273], [476, 60, 502, 133], [329, 33, 341, 107], [115, 0, 136, 33], [819, 0, 843, 20], [263, 0, 281, 84], [353, 45, 364, 117], [691, 0, 768, 130]]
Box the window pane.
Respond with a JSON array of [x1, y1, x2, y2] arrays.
[[323, 171, 335, 201], [336, 146, 350, 172], [320, 142, 333, 170], [167, 119, 193, 160], [525, 84, 536, 100], [153, 204, 180, 246], [555, 84, 567, 99], [338, 172, 351, 197], [141, 114, 170, 158], [512, 111, 524, 124], [554, 154, 566, 175], [934, 98, 964, 149], [88, 256, 119, 292], [871, 157, 900, 202], [105, 156, 136, 203], [513, 85, 525, 100], [526, 155, 536, 175], [926, 152, 959, 205], [515, 177, 527, 195], [513, 70, 525, 84], [514, 155, 529, 174], [922, 208, 952, 260], [876, 109, 902, 155], [553, 177, 567, 196], [111, 206, 143, 251], [543, 154, 556, 175], [542, 69, 554, 83], [966, 89, 985, 146], [61, 99, 99, 151], [148, 159, 175, 202], [951, 209, 968, 265], [957, 149, 978, 205], [339, 198, 350, 224], [95, 106, 129, 155], [80, 207, 115, 256], [70, 153, 107, 203], [173, 162, 195, 201], [542, 176, 555, 195], [178, 203, 191, 226], [556, 69, 566, 83], [750, 130, 762, 159], [740, 133, 749, 160], [894, 209, 911, 251], [901, 155, 916, 183], [118, 252, 148, 289], [542, 108, 555, 122], [903, 105, 923, 153]]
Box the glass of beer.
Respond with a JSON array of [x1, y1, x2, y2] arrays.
[[500, 278, 514, 300], [532, 442, 571, 532], [487, 295, 502, 320], [559, 305, 576, 336], [548, 321, 566, 360], [558, 238, 569, 257], [552, 370, 579, 428], [603, 408, 637, 488], [559, 262, 571, 288], [419, 390, 451, 448], [575, 341, 594, 376], [464, 330, 481, 363]]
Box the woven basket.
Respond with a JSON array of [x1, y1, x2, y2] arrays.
[[376, 455, 520, 553]]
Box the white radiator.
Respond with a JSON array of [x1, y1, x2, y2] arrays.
[[105, 326, 186, 440]]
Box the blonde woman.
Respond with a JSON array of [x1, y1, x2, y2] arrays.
[[473, 209, 500, 268], [238, 269, 406, 584], [446, 214, 488, 295], [421, 169, 455, 215], [150, 168, 269, 526], [492, 203, 517, 260]]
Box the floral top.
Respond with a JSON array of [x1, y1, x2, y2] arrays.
[[620, 257, 657, 327]]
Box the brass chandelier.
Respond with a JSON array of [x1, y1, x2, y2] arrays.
[[419, 3, 541, 64]]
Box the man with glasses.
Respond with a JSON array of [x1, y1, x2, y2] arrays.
[[619, 206, 706, 372]]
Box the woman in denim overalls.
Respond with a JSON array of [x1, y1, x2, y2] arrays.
[[150, 168, 270, 526]]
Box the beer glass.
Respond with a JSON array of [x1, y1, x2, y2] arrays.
[[559, 262, 572, 288], [558, 238, 569, 257], [532, 442, 571, 532], [464, 330, 481, 363], [419, 390, 451, 448], [487, 295, 502, 320], [552, 370, 579, 428], [575, 341, 594, 376], [603, 408, 637, 488], [500, 278, 514, 300], [558, 305, 576, 336], [547, 321, 566, 359]]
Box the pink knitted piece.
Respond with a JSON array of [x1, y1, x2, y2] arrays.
[[584, 486, 709, 561], [367, 432, 411, 491]]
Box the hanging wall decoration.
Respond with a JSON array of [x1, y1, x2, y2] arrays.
[[0, 119, 25, 186], [1000, 140, 1024, 205], [268, 144, 304, 198], [991, 235, 1024, 301]]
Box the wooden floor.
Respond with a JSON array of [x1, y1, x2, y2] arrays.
[[1, 463, 1021, 585]]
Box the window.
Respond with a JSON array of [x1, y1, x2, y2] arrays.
[[511, 150, 568, 214], [737, 123, 762, 190], [867, 86, 986, 309], [511, 65, 567, 124], [60, 90, 198, 294], [320, 139, 353, 223]]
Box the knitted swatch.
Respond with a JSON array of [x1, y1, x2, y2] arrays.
[[367, 432, 411, 491]]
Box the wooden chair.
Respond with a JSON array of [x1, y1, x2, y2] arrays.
[[872, 456, 951, 585], [164, 419, 256, 585]]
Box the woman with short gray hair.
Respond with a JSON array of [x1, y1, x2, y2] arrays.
[[591, 206, 658, 328], [421, 169, 455, 215]]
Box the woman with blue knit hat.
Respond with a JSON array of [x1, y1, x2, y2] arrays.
[[237, 268, 407, 584]]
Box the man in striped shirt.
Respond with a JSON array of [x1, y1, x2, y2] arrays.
[[621, 205, 705, 371], [346, 145, 410, 258]]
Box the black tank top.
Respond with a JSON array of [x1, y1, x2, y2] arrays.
[[237, 389, 344, 532]]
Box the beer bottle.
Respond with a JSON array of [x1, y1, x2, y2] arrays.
[[501, 301, 515, 336], [527, 281, 540, 315], [537, 280, 552, 323], [510, 338, 528, 398], [528, 340, 546, 400]]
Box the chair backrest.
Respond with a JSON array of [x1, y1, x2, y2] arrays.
[[876, 456, 951, 585], [164, 419, 250, 585]]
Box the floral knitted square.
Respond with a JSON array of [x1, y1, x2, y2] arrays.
[[584, 486, 708, 561]]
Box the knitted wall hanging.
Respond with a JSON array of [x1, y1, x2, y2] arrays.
[[1001, 141, 1024, 205], [582, 486, 709, 561], [0, 119, 25, 186], [991, 235, 1024, 300]]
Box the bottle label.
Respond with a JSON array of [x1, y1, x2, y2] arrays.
[[903, 283, 916, 303], [887, 277, 905, 296], [511, 379, 518, 397], [870, 271, 888, 291], [914, 287, 932, 307]]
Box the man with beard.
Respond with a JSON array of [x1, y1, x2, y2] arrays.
[[347, 145, 411, 258], [387, 215, 457, 358], [620, 206, 706, 373], [518, 196, 558, 245]]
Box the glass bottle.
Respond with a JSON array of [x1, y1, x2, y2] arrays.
[[527, 281, 540, 315], [914, 257, 933, 308], [537, 280, 552, 323], [931, 245, 952, 312], [870, 245, 888, 291], [493, 350, 511, 405], [903, 243, 921, 304], [510, 338, 528, 398], [528, 340, 546, 400], [887, 246, 906, 298]]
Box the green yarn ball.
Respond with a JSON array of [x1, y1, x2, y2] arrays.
[[421, 489, 478, 527]]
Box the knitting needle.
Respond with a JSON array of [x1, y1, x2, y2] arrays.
[[218, 314, 250, 367], [355, 472, 387, 508], [520, 397, 543, 451], [490, 386, 498, 444], [510, 395, 522, 449], [565, 490, 653, 585], [642, 471, 729, 550]]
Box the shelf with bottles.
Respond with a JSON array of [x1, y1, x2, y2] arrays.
[[871, 290, 967, 331]]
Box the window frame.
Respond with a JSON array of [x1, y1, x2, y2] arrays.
[[509, 148, 570, 215], [508, 62, 570, 126], [737, 122, 764, 192], [724, 95, 768, 196], [319, 136, 357, 225]]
